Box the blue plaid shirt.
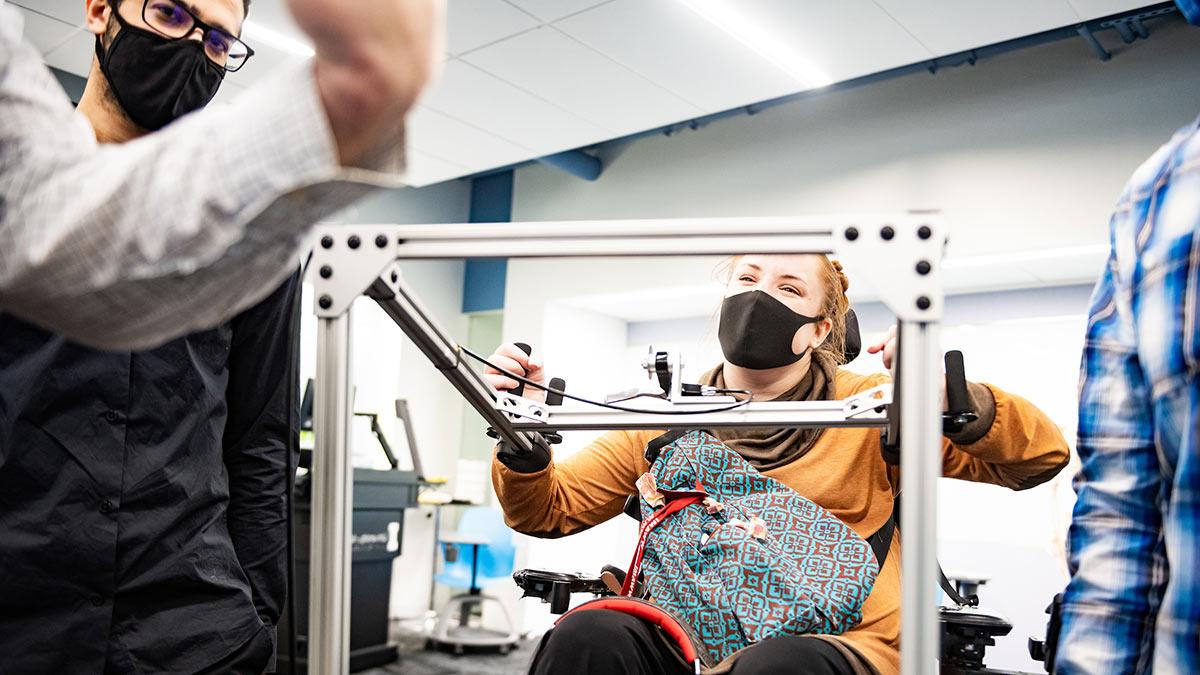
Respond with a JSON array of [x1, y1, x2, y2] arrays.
[[1056, 115, 1200, 674]]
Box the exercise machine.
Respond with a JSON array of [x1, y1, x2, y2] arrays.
[[306, 215, 946, 674]]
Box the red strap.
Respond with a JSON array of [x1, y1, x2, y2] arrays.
[[620, 491, 702, 596], [564, 598, 700, 664]]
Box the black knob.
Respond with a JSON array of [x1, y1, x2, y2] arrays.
[[546, 378, 566, 406], [845, 227, 859, 241], [320, 235, 334, 249], [318, 295, 333, 309], [511, 343, 533, 398], [916, 261, 931, 275], [347, 235, 361, 249], [916, 296, 931, 310], [917, 225, 932, 240], [881, 226, 895, 241], [319, 265, 333, 279], [375, 235, 388, 248]]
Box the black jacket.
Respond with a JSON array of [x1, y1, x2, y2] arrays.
[[0, 273, 299, 674]]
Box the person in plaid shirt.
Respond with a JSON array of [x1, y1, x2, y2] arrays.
[[1056, 109, 1200, 672]]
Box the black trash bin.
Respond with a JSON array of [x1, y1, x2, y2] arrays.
[[277, 468, 422, 673]]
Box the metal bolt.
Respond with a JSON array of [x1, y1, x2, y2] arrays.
[[319, 265, 333, 279], [318, 295, 333, 309], [390, 271, 399, 283], [845, 227, 860, 241], [916, 296, 932, 310], [916, 261, 931, 275], [347, 235, 361, 249], [881, 225, 895, 241], [320, 235, 334, 249], [917, 225, 932, 240], [375, 235, 388, 248]]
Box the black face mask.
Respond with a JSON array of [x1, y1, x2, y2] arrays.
[[95, 12, 225, 131], [718, 290, 822, 370]]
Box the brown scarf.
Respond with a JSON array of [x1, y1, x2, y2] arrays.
[[700, 350, 840, 471]]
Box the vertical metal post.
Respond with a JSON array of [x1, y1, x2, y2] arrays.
[[309, 310, 354, 674], [899, 319, 941, 675]]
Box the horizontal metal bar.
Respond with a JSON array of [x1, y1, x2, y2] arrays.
[[387, 216, 841, 242], [510, 400, 888, 432], [369, 276, 537, 455], [393, 235, 835, 259], [380, 216, 927, 260]]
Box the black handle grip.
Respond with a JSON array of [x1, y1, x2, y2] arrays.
[[944, 350, 969, 413], [549, 581, 571, 614], [546, 377, 565, 406], [512, 342, 532, 397]]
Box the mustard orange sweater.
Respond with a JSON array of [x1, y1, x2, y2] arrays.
[[492, 369, 1070, 674]]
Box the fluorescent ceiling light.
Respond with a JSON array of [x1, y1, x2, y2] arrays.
[[678, 0, 833, 88], [242, 20, 315, 58], [942, 244, 1109, 270]]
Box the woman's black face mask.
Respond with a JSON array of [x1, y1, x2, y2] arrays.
[[94, 10, 225, 131], [718, 290, 822, 370]]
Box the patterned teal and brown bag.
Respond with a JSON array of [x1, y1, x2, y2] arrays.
[[621, 429, 882, 664]]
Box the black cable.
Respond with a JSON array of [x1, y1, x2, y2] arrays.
[[460, 346, 755, 415], [283, 254, 311, 674]]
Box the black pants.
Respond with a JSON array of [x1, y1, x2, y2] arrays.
[[529, 609, 857, 675]]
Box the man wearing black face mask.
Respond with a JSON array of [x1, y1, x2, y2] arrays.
[[89, 0, 240, 132], [0, 1, 298, 673]]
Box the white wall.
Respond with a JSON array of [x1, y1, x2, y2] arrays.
[[513, 19, 1200, 263], [298, 181, 473, 621]]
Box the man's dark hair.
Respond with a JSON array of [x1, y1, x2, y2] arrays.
[[242, 0, 250, 15]]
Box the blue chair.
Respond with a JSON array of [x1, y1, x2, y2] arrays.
[[429, 507, 519, 654]]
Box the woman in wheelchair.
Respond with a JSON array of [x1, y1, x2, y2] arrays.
[[484, 254, 1069, 675]]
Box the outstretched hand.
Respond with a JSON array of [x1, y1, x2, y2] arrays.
[[483, 343, 547, 404], [866, 325, 898, 370], [287, 0, 445, 166]]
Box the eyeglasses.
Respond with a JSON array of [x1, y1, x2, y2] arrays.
[[137, 0, 255, 72]]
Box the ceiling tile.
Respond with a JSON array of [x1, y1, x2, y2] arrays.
[[942, 263, 1042, 294], [11, 0, 85, 26], [421, 59, 611, 155], [227, 42, 307, 93], [462, 26, 703, 136], [556, 0, 810, 113], [241, 0, 309, 46], [446, 0, 540, 55], [737, 0, 932, 81], [404, 150, 472, 187], [43, 27, 94, 76], [505, 0, 611, 23], [11, 5, 79, 54], [874, 0, 1081, 56], [209, 80, 246, 107], [407, 106, 533, 172], [1065, 0, 1153, 21]]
